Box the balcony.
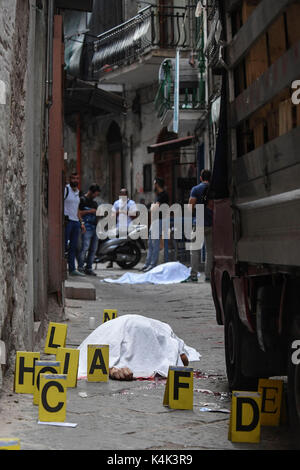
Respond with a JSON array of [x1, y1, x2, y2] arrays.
[[154, 8, 207, 133], [91, 4, 196, 88]]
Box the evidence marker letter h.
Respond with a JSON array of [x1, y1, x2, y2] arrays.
[[14, 351, 40, 394]]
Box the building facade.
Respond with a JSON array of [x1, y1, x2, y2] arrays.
[[63, 0, 219, 207]]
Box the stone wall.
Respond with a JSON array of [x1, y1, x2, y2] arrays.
[[0, 0, 48, 372]]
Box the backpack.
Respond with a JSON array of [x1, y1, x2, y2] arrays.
[[64, 186, 69, 200], [64, 186, 83, 200]]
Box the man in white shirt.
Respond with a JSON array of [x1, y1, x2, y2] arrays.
[[64, 172, 86, 276], [106, 188, 137, 268]]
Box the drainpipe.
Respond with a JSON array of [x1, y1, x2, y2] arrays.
[[76, 113, 81, 188], [130, 135, 133, 199], [45, 0, 54, 147]]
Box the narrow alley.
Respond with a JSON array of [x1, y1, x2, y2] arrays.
[[0, 264, 294, 451]]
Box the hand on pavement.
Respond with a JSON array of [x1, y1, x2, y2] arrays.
[[109, 367, 134, 381]]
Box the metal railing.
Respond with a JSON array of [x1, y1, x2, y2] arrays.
[[155, 74, 206, 122], [154, 9, 207, 123], [92, 5, 195, 76]]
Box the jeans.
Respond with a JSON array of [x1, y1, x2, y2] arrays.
[[65, 220, 81, 273], [78, 229, 98, 271], [145, 219, 162, 268], [190, 226, 212, 280]]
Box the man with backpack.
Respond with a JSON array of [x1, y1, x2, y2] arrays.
[[64, 172, 86, 276], [183, 169, 213, 283]]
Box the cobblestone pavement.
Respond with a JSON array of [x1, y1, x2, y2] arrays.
[[0, 262, 296, 450]]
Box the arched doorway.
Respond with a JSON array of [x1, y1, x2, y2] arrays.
[[106, 121, 123, 202]]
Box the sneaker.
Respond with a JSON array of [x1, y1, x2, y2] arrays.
[[143, 265, 155, 273], [85, 269, 97, 276], [181, 275, 198, 283], [69, 270, 85, 277], [78, 268, 85, 274], [140, 265, 149, 272]]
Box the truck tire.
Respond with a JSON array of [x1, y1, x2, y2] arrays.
[[287, 314, 300, 443], [224, 286, 258, 391]]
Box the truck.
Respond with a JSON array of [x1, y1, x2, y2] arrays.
[[209, 0, 300, 432]]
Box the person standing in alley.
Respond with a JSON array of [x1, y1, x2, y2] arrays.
[[106, 188, 137, 268], [64, 172, 86, 276], [183, 169, 213, 283], [141, 177, 169, 272], [78, 183, 101, 276]]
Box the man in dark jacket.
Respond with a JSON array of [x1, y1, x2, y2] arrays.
[[78, 184, 101, 276], [184, 169, 213, 282], [141, 177, 169, 272]]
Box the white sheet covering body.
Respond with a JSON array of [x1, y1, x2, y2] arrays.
[[77, 314, 201, 378], [102, 262, 193, 285]]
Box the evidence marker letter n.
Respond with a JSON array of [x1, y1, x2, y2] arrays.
[[103, 309, 118, 323], [14, 351, 40, 394], [44, 322, 68, 355], [39, 374, 67, 423], [87, 344, 109, 382]]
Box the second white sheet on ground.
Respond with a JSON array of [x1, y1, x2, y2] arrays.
[[102, 262, 194, 285]]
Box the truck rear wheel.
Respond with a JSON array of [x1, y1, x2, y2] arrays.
[[224, 287, 258, 391], [287, 314, 300, 443]]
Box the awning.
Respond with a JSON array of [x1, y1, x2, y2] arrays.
[[64, 76, 126, 115], [56, 0, 94, 12], [147, 135, 195, 154]]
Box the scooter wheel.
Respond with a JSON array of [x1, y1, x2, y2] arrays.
[[116, 244, 141, 269]]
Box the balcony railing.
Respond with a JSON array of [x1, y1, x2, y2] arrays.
[[91, 5, 196, 77], [155, 58, 206, 123]]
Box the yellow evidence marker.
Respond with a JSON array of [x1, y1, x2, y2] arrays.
[[14, 351, 40, 394], [0, 438, 21, 450], [44, 322, 67, 355], [38, 374, 67, 423], [163, 366, 194, 410], [33, 361, 61, 405], [87, 345, 109, 382], [103, 309, 118, 323], [258, 378, 283, 427], [228, 391, 262, 443], [56, 347, 79, 388]]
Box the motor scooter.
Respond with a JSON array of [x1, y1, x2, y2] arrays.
[[94, 225, 147, 269]]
